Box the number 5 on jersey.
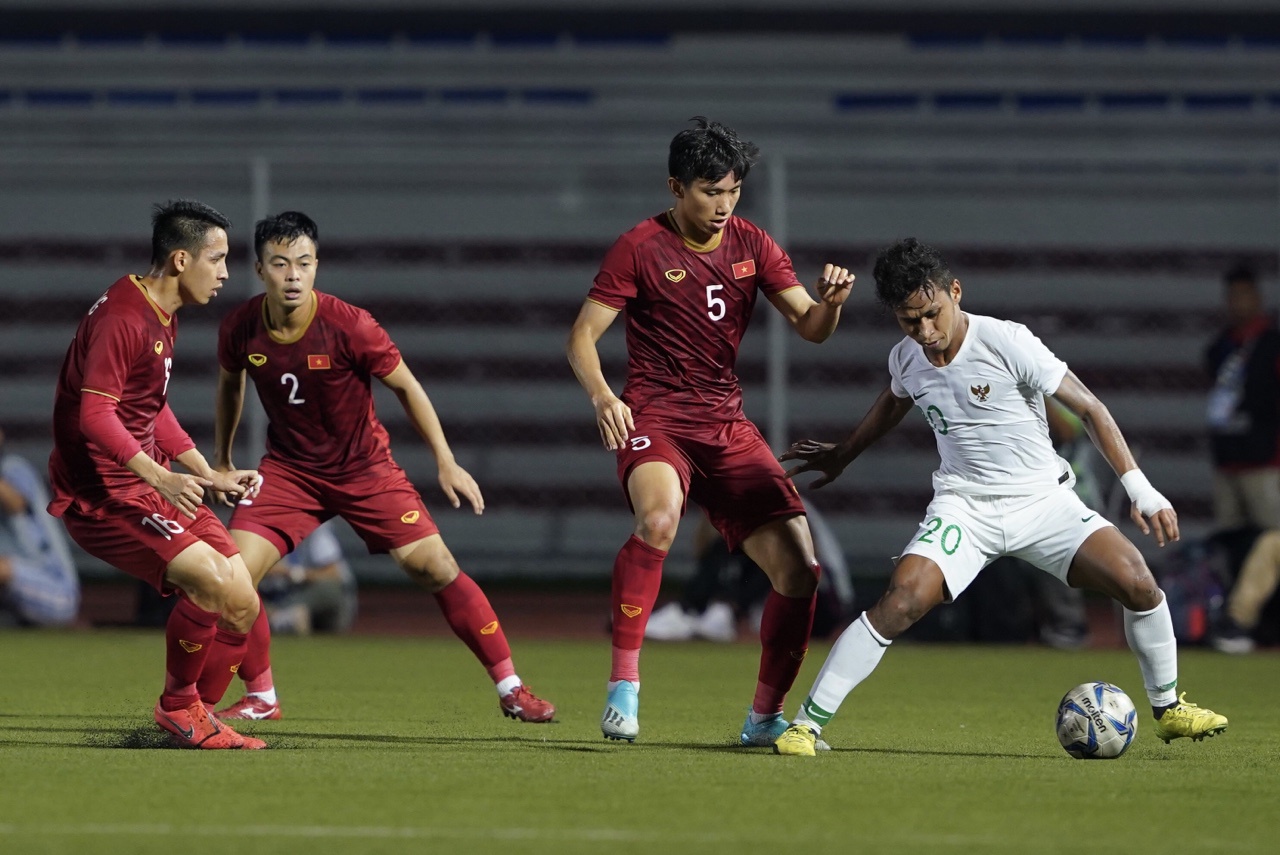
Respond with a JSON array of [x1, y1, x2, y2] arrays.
[[706, 284, 726, 321]]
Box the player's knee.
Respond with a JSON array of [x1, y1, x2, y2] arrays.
[[772, 560, 820, 597], [1114, 559, 1162, 612], [221, 580, 260, 632], [396, 544, 459, 592], [635, 508, 680, 549], [876, 580, 938, 637]]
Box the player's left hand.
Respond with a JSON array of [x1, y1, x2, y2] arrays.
[[815, 264, 855, 306], [208, 468, 261, 506], [1130, 504, 1179, 547], [439, 461, 484, 514], [780, 438, 852, 489]]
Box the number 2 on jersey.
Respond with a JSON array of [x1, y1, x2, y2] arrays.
[[281, 372, 305, 404], [917, 516, 963, 555]]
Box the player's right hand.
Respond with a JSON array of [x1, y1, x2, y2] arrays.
[[593, 393, 635, 451], [155, 470, 214, 519], [779, 439, 851, 489]]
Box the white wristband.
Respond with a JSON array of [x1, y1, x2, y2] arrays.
[[1120, 469, 1172, 517]]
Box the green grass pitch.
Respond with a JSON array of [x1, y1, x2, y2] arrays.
[[2, 629, 1276, 854]]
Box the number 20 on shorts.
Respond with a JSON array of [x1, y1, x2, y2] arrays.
[[918, 516, 963, 555]]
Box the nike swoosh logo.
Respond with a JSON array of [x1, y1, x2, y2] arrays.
[[1081, 514, 1097, 522], [158, 711, 195, 740], [911, 391, 927, 400]]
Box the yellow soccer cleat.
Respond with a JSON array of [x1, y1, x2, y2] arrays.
[[773, 723, 818, 757], [1154, 693, 1228, 743]]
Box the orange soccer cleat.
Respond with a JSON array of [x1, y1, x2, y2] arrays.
[[155, 699, 252, 749], [215, 694, 282, 721], [499, 684, 556, 723]]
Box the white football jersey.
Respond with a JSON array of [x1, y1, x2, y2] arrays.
[[889, 313, 1071, 496]]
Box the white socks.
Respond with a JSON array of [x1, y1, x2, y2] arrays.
[[248, 688, 278, 705], [793, 612, 891, 732], [1123, 592, 1179, 708], [495, 675, 522, 697]]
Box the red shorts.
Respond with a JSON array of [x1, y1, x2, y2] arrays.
[[615, 414, 806, 552], [59, 493, 239, 592], [229, 456, 439, 556]]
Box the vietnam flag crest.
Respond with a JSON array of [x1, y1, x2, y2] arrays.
[[732, 258, 756, 279], [307, 354, 331, 370]]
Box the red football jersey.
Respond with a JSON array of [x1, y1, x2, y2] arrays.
[[49, 275, 180, 515], [587, 213, 802, 422], [218, 291, 404, 476]]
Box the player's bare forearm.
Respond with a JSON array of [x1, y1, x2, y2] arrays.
[[213, 367, 246, 469], [174, 447, 216, 480], [782, 388, 910, 486], [1052, 371, 1138, 477], [771, 265, 855, 343], [839, 389, 914, 461], [568, 300, 633, 449]]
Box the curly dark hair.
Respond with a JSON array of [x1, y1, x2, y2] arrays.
[[150, 199, 231, 265], [668, 116, 759, 186], [872, 238, 954, 310], [254, 210, 319, 261]]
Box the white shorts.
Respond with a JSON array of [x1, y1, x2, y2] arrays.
[[900, 486, 1114, 601]]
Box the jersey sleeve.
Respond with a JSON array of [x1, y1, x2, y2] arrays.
[[80, 314, 144, 401], [586, 234, 638, 310], [755, 230, 803, 297], [887, 342, 910, 398], [349, 310, 403, 379], [1003, 322, 1069, 395], [153, 404, 196, 459], [216, 311, 243, 373]]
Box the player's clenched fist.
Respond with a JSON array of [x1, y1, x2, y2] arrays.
[[815, 264, 855, 306]]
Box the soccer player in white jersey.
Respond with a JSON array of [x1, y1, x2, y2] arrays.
[[772, 238, 1228, 756]]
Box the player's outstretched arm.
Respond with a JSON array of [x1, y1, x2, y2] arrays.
[[768, 264, 855, 343], [781, 386, 912, 487], [1051, 370, 1179, 546], [212, 367, 249, 506], [566, 299, 633, 450], [379, 360, 484, 514]]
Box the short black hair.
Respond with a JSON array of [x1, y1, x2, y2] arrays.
[[254, 210, 319, 262], [150, 199, 231, 266], [668, 116, 759, 187], [872, 238, 955, 310], [1224, 264, 1257, 288]]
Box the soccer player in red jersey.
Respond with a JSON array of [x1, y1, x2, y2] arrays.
[[48, 199, 267, 749], [567, 118, 855, 744], [211, 211, 555, 723]]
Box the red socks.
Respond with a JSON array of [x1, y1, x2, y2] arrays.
[[161, 597, 220, 709], [433, 572, 514, 681], [237, 597, 274, 693], [753, 588, 817, 716], [197, 627, 250, 706], [610, 535, 667, 682]]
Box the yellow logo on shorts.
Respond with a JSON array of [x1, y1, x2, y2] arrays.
[[620, 604, 643, 619], [178, 640, 203, 653], [401, 510, 420, 524], [248, 354, 267, 367], [480, 620, 499, 635], [230, 664, 239, 674], [153, 340, 164, 354]]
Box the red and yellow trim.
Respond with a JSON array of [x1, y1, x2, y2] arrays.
[[665, 209, 723, 253], [130, 276, 173, 326], [264, 291, 318, 344]]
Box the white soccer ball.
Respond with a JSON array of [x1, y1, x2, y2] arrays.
[[1055, 681, 1138, 759]]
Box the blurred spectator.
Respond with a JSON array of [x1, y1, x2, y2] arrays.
[[1205, 265, 1280, 531], [645, 499, 854, 642], [0, 428, 79, 626], [1209, 526, 1280, 653], [258, 521, 357, 635]]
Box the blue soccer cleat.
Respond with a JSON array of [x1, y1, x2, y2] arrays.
[[601, 680, 640, 742], [740, 710, 790, 746]]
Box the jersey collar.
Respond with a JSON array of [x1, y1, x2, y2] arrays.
[[130, 276, 173, 326], [263, 291, 318, 344], [665, 209, 724, 253]]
